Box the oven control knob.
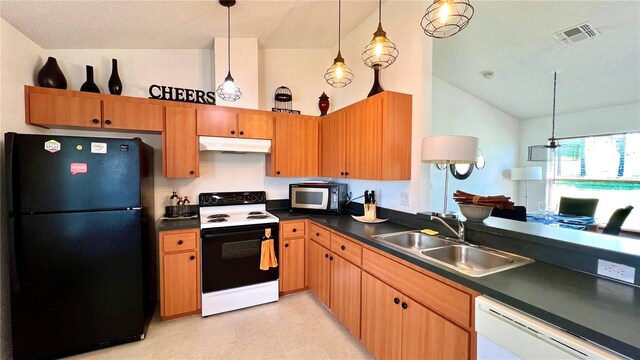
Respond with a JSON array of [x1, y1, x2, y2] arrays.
[[258, 194, 265, 201]]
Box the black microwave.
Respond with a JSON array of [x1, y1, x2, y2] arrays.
[[289, 183, 348, 214]]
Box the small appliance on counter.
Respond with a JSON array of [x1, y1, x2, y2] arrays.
[[289, 182, 348, 214]]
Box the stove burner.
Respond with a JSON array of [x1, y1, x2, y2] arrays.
[[207, 218, 228, 223], [247, 215, 269, 219], [207, 214, 230, 219], [248, 211, 264, 215]]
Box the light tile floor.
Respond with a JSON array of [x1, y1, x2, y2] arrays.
[[66, 292, 373, 360]]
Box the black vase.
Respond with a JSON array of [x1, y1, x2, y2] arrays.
[[367, 67, 384, 98], [108, 58, 122, 95], [37, 57, 67, 89], [80, 65, 100, 93]]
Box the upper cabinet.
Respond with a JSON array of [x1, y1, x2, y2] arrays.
[[320, 91, 412, 180], [26, 86, 163, 132], [197, 107, 273, 140], [267, 114, 318, 177], [163, 106, 199, 178]]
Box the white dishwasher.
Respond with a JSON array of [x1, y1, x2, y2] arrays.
[[475, 296, 627, 359]]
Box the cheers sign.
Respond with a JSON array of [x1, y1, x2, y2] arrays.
[[149, 84, 216, 105]]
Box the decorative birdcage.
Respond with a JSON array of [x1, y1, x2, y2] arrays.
[[272, 86, 301, 114]]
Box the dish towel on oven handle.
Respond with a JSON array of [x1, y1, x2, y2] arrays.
[[260, 228, 278, 270]]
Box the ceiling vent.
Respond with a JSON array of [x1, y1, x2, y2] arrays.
[[552, 22, 601, 46]]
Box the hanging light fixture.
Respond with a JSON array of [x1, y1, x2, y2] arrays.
[[216, 0, 242, 102], [325, 0, 354, 88], [421, 0, 474, 39], [362, 0, 398, 69], [528, 71, 579, 162]]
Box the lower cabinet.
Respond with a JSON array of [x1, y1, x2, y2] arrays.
[[308, 239, 331, 306], [280, 237, 305, 293], [362, 269, 470, 360], [159, 229, 201, 320]]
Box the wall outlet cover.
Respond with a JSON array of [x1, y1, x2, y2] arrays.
[[597, 259, 635, 284], [400, 192, 410, 206]]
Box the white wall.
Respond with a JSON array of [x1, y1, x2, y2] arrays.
[[430, 76, 520, 212], [258, 48, 333, 116], [518, 102, 640, 208], [326, 0, 431, 214], [214, 38, 258, 109]]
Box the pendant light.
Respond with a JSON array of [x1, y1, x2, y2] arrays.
[[362, 0, 398, 69], [216, 0, 242, 102], [528, 71, 579, 162], [325, 0, 354, 88], [421, 0, 474, 39]]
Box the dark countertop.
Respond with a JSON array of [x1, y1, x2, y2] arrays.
[[157, 218, 200, 231], [272, 210, 640, 359]]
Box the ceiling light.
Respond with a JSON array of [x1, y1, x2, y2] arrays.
[[481, 71, 494, 79], [216, 0, 242, 102], [421, 0, 475, 39], [325, 0, 354, 88], [362, 0, 398, 70]]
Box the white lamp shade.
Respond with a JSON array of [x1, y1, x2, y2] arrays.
[[510, 167, 542, 181], [421, 135, 479, 164]]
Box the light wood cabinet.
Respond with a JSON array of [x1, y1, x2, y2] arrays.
[[26, 86, 163, 132], [163, 106, 199, 178], [159, 229, 201, 320], [307, 239, 331, 306], [362, 272, 469, 360], [279, 220, 306, 294], [267, 114, 318, 177], [320, 91, 412, 180], [197, 107, 273, 139], [330, 253, 361, 338]]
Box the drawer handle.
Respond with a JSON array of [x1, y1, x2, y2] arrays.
[[325, 253, 329, 258], [292, 228, 297, 233], [276, 171, 281, 175], [189, 170, 195, 175], [401, 302, 408, 310], [394, 297, 400, 305], [92, 119, 99, 124], [189, 255, 195, 261], [316, 232, 320, 237], [285, 243, 289, 248], [239, 131, 244, 135], [177, 240, 183, 245], [345, 171, 349, 176], [231, 130, 236, 135], [341, 245, 346, 250], [340, 172, 344, 176], [105, 119, 112, 125]]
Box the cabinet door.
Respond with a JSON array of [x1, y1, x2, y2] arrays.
[[281, 237, 305, 293], [271, 114, 318, 177], [402, 297, 470, 360], [344, 96, 383, 179], [361, 272, 403, 360], [29, 92, 101, 128], [196, 107, 238, 137], [163, 251, 198, 317], [163, 106, 199, 178], [319, 112, 346, 178], [330, 254, 361, 338], [103, 100, 163, 132], [238, 112, 274, 139], [307, 240, 331, 307]]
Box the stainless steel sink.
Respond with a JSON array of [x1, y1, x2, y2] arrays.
[[371, 231, 456, 250], [371, 231, 533, 277]]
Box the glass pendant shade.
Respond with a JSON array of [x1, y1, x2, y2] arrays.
[[325, 51, 354, 88], [421, 0, 474, 39], [216, 71, 242, 102]]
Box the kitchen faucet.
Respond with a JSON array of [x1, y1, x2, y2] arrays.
[[430, 215, 476, 247]]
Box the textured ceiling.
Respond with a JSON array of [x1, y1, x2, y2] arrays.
[[0, 0, 380, 49], [433, 1, 640, 120]]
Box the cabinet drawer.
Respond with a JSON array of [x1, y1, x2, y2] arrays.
[[163, 231, 198, 253], [362, 248, 472, 328], [331, 233, 362, 266], [282, 221, 305, 239], [309, 222, 331, 249]]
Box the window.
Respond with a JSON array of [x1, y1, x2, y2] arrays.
[[547, 132, 640, 231]]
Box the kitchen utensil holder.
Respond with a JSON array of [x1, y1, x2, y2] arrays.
[[364, 204, 377, 221]]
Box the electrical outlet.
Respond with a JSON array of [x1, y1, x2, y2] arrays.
[[400, 192, 410, 206], [597, 259, 635, 284]]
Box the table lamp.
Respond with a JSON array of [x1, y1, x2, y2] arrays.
[[510, 167, 542, 210], [422, 135, 479, 217]]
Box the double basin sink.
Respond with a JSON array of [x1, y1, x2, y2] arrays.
[[371, 231, 533, 277]]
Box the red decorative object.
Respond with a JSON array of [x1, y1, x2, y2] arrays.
[[318, 92, 330, 116]]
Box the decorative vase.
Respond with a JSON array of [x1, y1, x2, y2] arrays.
[[318, 92, 330, 116], [80, 65, 100, 93], [37, 57, 67, 89], [108, 58, 122, 95], [367, 67, 384, 98]]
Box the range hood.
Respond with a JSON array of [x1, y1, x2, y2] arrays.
[[199, 136, 271, 154]]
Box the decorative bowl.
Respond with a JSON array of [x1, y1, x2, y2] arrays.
[[458, 204, 493, 221]]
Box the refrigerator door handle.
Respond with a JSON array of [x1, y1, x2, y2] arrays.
[[5, 132, 16, 215], [8, 216, 20, 292]]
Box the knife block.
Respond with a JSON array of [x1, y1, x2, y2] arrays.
[[364, 204, 377, 221]]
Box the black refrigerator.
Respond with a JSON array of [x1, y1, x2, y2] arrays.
[[5, 133, 157, 360]]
